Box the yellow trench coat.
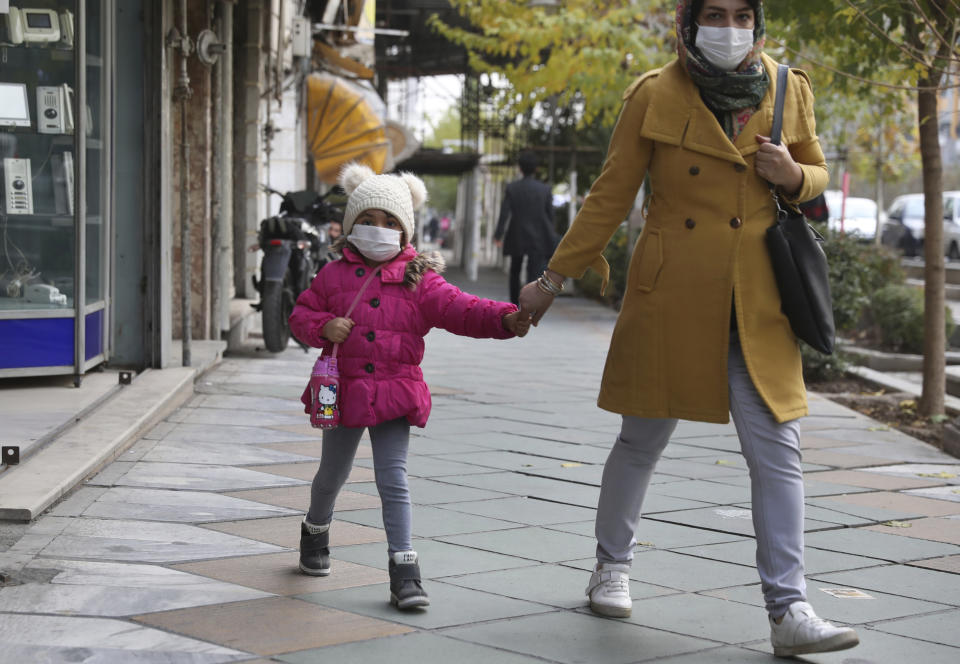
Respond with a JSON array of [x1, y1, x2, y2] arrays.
[[548, 54, 828, 424]]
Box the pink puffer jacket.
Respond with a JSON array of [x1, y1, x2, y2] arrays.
[[289, 245, 517, 428]]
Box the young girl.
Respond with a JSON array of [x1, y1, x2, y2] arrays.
[[289, 163, 529, 610]]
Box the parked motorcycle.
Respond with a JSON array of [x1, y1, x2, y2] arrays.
[[251, 188, 343, 353]]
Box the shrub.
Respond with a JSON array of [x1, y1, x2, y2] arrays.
[[801, 342, 850, 382], [821, 227, 904, 335], [867, 284, 957, 354]]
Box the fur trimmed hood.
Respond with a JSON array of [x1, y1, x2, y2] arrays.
[[331, 235, 445, 290]]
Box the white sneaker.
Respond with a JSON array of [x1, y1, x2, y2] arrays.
[[585, 562, 632, 618], [770, 601, 859, 657]]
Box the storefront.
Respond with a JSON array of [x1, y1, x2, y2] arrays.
[[0, 0, 114, 382]]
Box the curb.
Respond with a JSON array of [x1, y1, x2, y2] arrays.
[[848, 364, 960, 416], [0, 368, 197, 522]]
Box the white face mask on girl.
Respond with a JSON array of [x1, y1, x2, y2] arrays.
[[350, 224, 402, 262], [695, 25, 755, 72]]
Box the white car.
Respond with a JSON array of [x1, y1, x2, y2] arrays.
[[881, 192, 960, 260], [823, 191, 881, 241]]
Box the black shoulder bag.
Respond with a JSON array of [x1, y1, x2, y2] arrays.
[[764, 64, 835, 355]]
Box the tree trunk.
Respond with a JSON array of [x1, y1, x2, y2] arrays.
[[917, 77, 947, 416]]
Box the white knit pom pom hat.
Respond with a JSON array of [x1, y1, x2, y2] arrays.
[[339, 163, 427, 243]]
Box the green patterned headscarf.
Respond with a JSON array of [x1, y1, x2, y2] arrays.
[[676, 0, 769, 140]]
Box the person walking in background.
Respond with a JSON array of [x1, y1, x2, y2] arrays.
[[518, 0, 859, 657], [495, 151, 559, 305], [289, 164, 529, 611]]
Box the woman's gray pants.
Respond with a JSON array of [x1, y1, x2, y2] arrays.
[[307, 417, 412, 555], [595, 334, 805, 616]]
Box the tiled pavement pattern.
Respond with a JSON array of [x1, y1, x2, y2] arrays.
[[2, 267, 960, 663]]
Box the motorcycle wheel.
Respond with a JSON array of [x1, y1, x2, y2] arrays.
[[262, 279, 294, 353]]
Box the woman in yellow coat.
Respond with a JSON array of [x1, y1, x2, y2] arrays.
[[520, 0, 859, 657]]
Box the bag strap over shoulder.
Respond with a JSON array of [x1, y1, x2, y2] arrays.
[[331, 268, 379, 359], [770, 64, 789, 147]]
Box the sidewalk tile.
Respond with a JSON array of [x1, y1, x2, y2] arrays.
[[744, 626, 960, 663], [812, 563, 960, 606], [440, 495, 596, 526], [801, 449, 904, 468], [438, 526, 597, 563], [0, 614, 250, 662], [653, 645, 780, 662], [807, 469, 943, 490], [706, 581, 950, 623], [96, 461, 309, 492], [442, 610, 715, 664], [867, 516, 960, 545], [75, 487, 299, 523], [142, 440, 316, 466], [627, 593, 770, 643], [337, 505, 518, 537], [298, 580, 550, 629], [801, 434, 865, 449], [907, 555, 960, 574], [244, 462, 374, 483], [825, 491, 960, 517], [223, 486, 379, 511], [162, 422, 317, 444], [677, 539, 882, 575], [276, 632, 547, 664], [37, 518, 285, 563], [348, 477, 514, 505], [861, 464, 960, 485], [648, 479, 751, 505], [260, 440, 373, 459], [173, 552, 388, 595], [806, 528, 960, 563], [403, 455, 505, 478], [567, 549, 760, 592], [0, 559, 270, 617], [442, 562, 674, 608], [645, 506, 837, 537], [330, 539, 532, 578], [871, 609, 960, 647], [201, 515, 385, 548], [904, 485, 960, 503], [440, 473, 600, 507], [132, 596, 412, 656]]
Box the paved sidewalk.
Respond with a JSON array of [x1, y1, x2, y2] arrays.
[[2, 267, 960, 663]]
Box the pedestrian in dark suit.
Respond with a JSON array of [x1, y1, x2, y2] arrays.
[[495, 151, 558, 304]]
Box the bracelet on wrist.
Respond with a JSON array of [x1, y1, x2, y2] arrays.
[[541, 271, 564, 291], [537, 275, 562, 296]]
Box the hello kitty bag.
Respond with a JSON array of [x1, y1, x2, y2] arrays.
[[308, 269, 379, 429]]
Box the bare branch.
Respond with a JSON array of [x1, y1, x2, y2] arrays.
[[905, 0, 958, 54], [769, 37, 960, 91], [842, 0, 933, 67]]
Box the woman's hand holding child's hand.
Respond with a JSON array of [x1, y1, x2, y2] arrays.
[[503, 310, 532, 337], [322, 317, 355, 343]]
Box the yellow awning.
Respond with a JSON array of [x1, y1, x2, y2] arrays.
[[306, 73, 389, 184]]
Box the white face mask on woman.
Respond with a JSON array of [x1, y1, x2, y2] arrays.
[[695, 25, 755, 72], [350, 224, 402, 262]]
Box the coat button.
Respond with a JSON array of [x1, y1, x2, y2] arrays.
[[355, 267, 365, 277], [685, 218, 696, 229], [365, 363, 374, 373], [366, 331, 375, 342], [370, 297, 380, 308], [689, 166, 700, 176], [730, 217, 743, 229], [734, 163, 747, 172]]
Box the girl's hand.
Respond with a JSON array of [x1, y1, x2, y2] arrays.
[[322, 317, 355, 343], [755, 136, 803, 195], [503, 310, 532, 337]]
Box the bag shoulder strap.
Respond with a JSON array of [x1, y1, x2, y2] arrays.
[[331, 267, 380, 359], [770, 64, 789, 147]]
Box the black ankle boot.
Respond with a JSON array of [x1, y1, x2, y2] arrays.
[[388, 551, 429, 610], [299, 521, 330, 576]]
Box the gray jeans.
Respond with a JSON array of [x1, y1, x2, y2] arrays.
[[595, 334, 805, 616], [307, 417, 412, 555]]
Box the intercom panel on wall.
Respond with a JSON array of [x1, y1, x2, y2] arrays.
[[36, 85, 66, 134], [3, 157, 33, 215]]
